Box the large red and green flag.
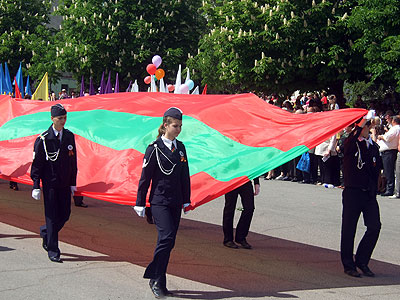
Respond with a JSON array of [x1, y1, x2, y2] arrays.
[[0, 93, 366, 209]]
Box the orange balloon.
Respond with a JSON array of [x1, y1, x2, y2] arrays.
[[155, 68, 165, 80]]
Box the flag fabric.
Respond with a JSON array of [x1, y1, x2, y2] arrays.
[[0, 64, 4, 94], [15, 62, 24, 98], [25, 75, 32, 96], [80, 75, 85, 97], [4, 62, 12, 94], [99, 72, 105, 94], [114, 73, 119, 93], [202, 84, 207, 95], [126, 80, 132, 92], [89, 77, 95, 95], [105, 72, 112, 94], [0, 93, 367, 209], [14, 77, 22, 98], [32, 72, 48, 101]]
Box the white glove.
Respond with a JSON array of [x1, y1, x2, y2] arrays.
[[364, 110, 376, 120], [254, 184, 260, 196], [133, 206, 145, 217], [183, 203, 190, 214], [32, 189, 41, 200], [70, 186, 77, 196]]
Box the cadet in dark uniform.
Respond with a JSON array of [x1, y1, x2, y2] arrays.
[[222, 179, 260, 249], [134, 107, 191, 298], [31, 103, 77, 263], [341, 111, 382, 277]]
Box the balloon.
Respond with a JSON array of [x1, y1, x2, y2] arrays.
[[155, 68, 165, 80], [146, 64, 157, 75], [144, 76, 151, 84], [186, 79, 194, 90], [152, 55, 162, 68], [179, 83, 189, 94], [167, 84, 175, 92]]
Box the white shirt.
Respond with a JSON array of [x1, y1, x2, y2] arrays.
[[52, 126, 63, 142], [161, 135, 177, 151], [378, 124, 400, 151]]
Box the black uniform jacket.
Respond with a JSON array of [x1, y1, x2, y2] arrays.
[[31, 125, 77, 189], [343, 126, 382, 194], [136, 137, 191, 207]]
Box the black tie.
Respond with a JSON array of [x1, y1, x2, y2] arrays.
[[171, 143, 176, 153]]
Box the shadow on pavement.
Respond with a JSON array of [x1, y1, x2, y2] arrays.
[[1, 180, 400, 299]]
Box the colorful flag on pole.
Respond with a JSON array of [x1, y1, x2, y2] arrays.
[[0, 93, 367, 209], [80, 75, 85, 97], [14, 77, 22, 98], [105, 72, 112, 94], [89, 77, 95, 95], [25, 75, 32, 96], [114, 73, 119, 93], [4, 62, 12, 94], [0, 64, 4, 94], [32, 72, 48, 101], [99, 72, 105, 94], [14, 62, 24, 98]]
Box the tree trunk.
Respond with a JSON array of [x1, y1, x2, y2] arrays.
[[328, 80, 345, 108]]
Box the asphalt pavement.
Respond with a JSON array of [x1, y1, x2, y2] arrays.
[[1, 178, 399, 300]]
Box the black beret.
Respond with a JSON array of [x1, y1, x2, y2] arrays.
[[163, 107, 182, 120], [51, 103, 67, 117]]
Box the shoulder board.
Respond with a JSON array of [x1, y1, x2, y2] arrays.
[[39, 131, 48, 140]]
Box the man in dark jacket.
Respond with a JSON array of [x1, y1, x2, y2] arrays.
[[31, 103, 77, 263], [341, 112, 382, 277]]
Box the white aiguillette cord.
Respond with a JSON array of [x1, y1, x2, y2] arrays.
[[40, 133, 60, 161], [142, 144, 176, 175]]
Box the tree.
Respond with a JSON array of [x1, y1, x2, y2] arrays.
[[54, 0, 206, 90], [188, 0, 367, 101], [348, 0, 400, 91], [0, 0, 59, 85]]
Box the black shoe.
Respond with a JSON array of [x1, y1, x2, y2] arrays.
[[49, 256, 63, 263], [42, 236, 48, 251], [344, 269, 361, 277], [291, 177, 299, 182], [75, 202, 88, 207], [236, 239, 252, 249], [357, 264, 375, 277], [223, 241, 239, 249], [149, 280, 165, 298]]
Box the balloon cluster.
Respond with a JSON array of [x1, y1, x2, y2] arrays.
[[144, 55, 174, 91]]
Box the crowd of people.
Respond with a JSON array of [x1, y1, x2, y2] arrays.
[[261, 92, 400, 199]]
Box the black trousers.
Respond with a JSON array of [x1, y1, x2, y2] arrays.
[[144, 204, 181, 287], [223, 181, 255, 243], [340, 188, 381, 271], [73, 196, 84, 205], [381, 149, 397, 194], [40, 186, 71, 258]]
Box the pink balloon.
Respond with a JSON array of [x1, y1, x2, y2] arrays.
[[167, 84, 175, 92], [179, 83, 189, 94], [152, 55, 162, 68], [144, 76, 151, 84], [146, 64, 157, 75]]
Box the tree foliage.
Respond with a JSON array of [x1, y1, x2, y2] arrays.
[[54, 0, 206, 89], [188, 0, 368, 97], [0, 0, 59, 84], [348, 0, 400, 90]]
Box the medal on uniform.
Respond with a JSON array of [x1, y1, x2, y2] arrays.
[[68, 145, 74, 156], [179, 151, 186, 162]]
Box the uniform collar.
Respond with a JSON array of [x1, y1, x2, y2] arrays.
[[52, 126, 63, 141], [161, 135, 177, 151]]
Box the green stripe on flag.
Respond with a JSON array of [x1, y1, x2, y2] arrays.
[[0, 110, 309, 181]]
